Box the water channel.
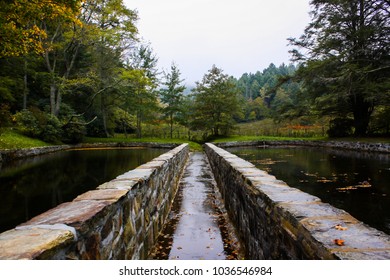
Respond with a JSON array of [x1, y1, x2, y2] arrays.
[[0, 147, 169, 233], [226, 145, 390, 235]]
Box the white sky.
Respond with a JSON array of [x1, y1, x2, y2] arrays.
[[124, 0, 311, 86]]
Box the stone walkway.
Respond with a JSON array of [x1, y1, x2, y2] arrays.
[[149, 152, 241, 260]]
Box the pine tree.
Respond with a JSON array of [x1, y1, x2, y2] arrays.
[[289, 0, 390, 136], [159, 62, 186, 139]]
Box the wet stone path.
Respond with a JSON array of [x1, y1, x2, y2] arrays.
[[149, 152, 242, 260]]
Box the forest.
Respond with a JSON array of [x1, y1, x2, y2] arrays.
[[0, 0, 389, 145]]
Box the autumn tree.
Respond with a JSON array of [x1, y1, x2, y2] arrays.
[[192, 65, 242, 137], [289, 0, 390, 136], [159, 62, 186, 138], [0, 0, 82, 58]]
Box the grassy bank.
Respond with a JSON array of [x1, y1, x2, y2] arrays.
[[210, 135, 390, 145], [1, 129, 388, 151], [0, 129, 50, 149]]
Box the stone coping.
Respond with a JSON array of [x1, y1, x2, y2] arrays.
[[215, 140, 390, 153], [205, 143, 390, 260]]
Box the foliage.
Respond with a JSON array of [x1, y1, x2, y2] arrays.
[[159, 62, 186, 138], [235, 118, 328, 138], [13, 108, 62, 143], [234, 63, 306, 123], [13, 109, 41, 138], [0, 104, 12, 127], [192, 65, 243, 137], [120, 45, 159, 138], [289, 0, 390, 136], [0, 0, 82, 58]]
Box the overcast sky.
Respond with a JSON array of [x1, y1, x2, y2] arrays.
[[124, 0, 311, 86]]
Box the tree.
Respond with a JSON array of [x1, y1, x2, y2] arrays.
[[192, 65, 242, 137], [86, 0, 138, 136], [289, 0, 390, 136], [121, 45, 159, 138], [120, 68, 156, 138], [159, 62, 186, 138], [0, 0, 82, 58]]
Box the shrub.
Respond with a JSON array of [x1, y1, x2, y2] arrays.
[[13, 110, 42, 138], [41, 114, 62, 143], [62, 121, 86, 144], [13, 109, 62, 143]]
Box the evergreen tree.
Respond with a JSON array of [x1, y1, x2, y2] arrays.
[[159, 62, 186, 138], [289, 0, 390, 136]]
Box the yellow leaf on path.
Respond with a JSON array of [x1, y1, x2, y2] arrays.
[[335, 224, 348, 231]]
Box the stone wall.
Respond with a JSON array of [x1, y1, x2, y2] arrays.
[[216, 140, 390, 153], [0, 144, 189, 260], [204, 143, 390, 260]]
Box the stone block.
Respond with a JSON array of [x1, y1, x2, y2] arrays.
[[74, 189, 128, 202], [0, 225, 75, 260], [97, 179, 139, 190], [21, 200, 113, 234]]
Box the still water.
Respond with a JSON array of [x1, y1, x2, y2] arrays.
[[226, 146, 390, 235], [0, 147, 169, 233]]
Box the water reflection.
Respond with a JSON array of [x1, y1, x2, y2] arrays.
[[0, 148, 168, 233], [227, 146, 390, 235]]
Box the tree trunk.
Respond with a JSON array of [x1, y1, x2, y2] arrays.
[[136, 111, 142, 138], [100, 93, 110, 138], [352, 96, 373, 136], [170, 113, 173, 139], [50, 83, 57, 116], [23, 59, 29, 110], [55, 90, 62, 116]]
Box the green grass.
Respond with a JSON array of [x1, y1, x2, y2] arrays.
[[0, 129, 50, 149], [1, 127, 388, 151]]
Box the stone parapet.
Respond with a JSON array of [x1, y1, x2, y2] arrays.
[[216, 140, 390, 153], [0, 144, 189, 260], [204, 143, 390, 259]]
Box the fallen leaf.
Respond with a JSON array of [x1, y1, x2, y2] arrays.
[[335, 224, 348, 231], [334, 239, 345, 246]]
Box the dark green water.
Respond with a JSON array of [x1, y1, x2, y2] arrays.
[[0, 148, 169, 233], [226, 146, 390, 235]]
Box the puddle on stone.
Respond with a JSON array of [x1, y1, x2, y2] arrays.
[[149, 152, 242, 260]]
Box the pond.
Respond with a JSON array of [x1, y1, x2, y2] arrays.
[[0, 147, 169, 233], [226, 146, 390, 235]]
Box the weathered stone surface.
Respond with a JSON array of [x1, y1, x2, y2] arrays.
[[74, 189, 128, 202], [205, 143, 390, 260], [21, 200, 113, 229], [97, 179, 139, 190], [116, 168, 155, 181], [215, 140, 390, 153], [0, 226, 75, 260], [137, 160, 166, 170]]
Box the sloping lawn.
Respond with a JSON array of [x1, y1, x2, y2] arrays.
[[0, 129, 50, 150]]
